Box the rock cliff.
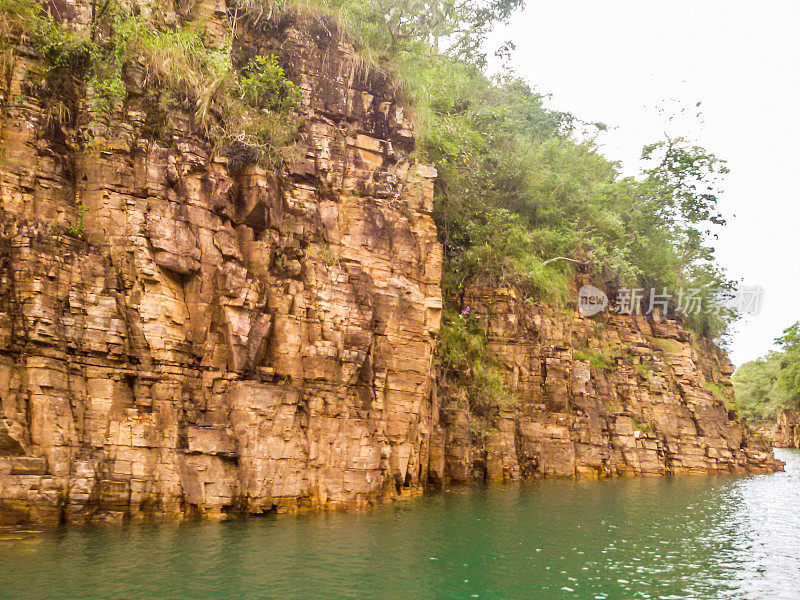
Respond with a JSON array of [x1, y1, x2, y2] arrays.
[[774, 410, 800, 448], [0, 1, 780, 525], [435, 287, 780, 483], [0, 3, 442, 524]]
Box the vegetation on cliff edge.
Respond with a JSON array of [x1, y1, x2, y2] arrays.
[[0, 0, 742, 418], [0, 0, 301, 166], [299, 0, 739, 415]]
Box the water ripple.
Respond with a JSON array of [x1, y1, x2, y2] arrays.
[[1, 449, 799, 599]]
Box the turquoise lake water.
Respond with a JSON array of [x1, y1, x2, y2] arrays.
[[1, 449, 799, 599]]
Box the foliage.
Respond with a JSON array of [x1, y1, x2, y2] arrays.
[[124, 15, 300, 166], [298, 0, 522, 66], [67, 203, 87, 239], [733, 322, 800, 423], [1, 0, 138, 117], [703, 380, 731, 408], [574, 347, 611, 371], [774, 323, 800, 404], [440, 207, 571, 303], [307, 242, 341, 266], [1, 0, 94, 125], [0, 0, 300, 167], [376, 19, 735, 340], [437, 310, 516, 414], [630, 416, 651, 435], [635, 361, 651, 379], [240, 55, 302, 111], [135, 22, 234, 119], [651, 337, 683, 355]]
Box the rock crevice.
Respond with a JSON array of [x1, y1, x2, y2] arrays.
[[0, 4, 780, 525], [434, 288, 780, 482]]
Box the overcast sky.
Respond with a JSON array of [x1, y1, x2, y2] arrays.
[[489, 0, 800, 366]]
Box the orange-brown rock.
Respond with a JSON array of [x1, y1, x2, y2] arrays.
[[774, 410, 800, 448], [0, 3, 781, 526], [435, 288, 783, 482], [0, 6, 441, 524]]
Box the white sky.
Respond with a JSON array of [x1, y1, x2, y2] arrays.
[[489, 0, 800, 366]]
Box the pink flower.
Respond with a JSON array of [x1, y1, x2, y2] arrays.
[[461, 306, 471, 316]]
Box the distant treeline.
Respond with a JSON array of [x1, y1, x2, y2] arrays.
[[733, 323, 800, 424]]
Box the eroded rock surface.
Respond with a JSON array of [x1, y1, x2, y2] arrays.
[[774, 410, 800, 448], [0, 3, 780, 525], [435, 288, 782, 483], [0, 7, 441, 524]]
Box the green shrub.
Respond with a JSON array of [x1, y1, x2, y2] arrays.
[[306, 242, 341, 266], [635, 361, 651, 379], [703, 380, 732, 408], [437, 310, 516, 414], [0, 0, 302, 167], [652, 337, 683, 355], [574, 347, 611, 371], [67, 203, 87, 239], [240, 55, 301, 112], [631, 416, 652, 434]]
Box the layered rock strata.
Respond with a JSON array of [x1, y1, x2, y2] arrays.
[[0, 3, 781, 525], [435, 288, 781, 482], [0, 5, 441, 524], [774, 410, 800, 448]]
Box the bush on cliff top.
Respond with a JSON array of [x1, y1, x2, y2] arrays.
[[0, 0, 301, 167], [294, 0, 736, 341]]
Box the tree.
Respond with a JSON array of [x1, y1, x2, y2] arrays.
[[327, 0, 523, 65], [733, 322, 800, 423], [640, 137, 729, 296], [774, 322, 800, 407]]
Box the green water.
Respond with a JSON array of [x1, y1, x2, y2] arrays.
[[1, 449, 799, 599]]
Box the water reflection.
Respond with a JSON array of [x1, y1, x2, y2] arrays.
[[1, 450, 798, 599]]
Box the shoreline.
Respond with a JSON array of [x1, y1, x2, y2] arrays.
[[0, 452, 785, 529]]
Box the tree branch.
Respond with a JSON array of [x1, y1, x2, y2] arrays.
[[542, 256, 587, 266]]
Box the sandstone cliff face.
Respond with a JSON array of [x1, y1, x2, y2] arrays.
[[434, 288, 780, 483], [774, 410, 800, 448], [0, 2, 780, 526], [0, 4, 442, 524]]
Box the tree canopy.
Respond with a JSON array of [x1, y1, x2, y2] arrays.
[[322, 0, 738, 338], [733, 323, 800, 423]]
